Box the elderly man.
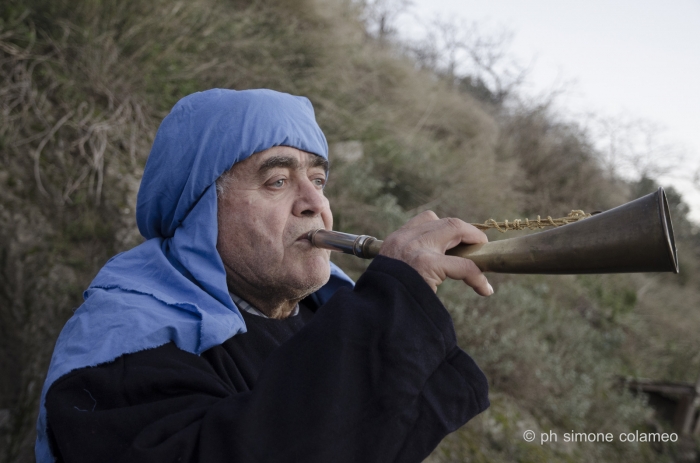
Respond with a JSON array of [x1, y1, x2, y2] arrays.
[[36, 89, 491, 463]]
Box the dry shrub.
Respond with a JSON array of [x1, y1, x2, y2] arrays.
[[497, 106, 628, 217], [621, 278, 700, 384], [313, 3, 510, 235], [431, 275, 674, 462], [0, 7, 151, 461]]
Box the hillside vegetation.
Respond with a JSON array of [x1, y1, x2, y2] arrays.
[[1, 1, 699, 462]]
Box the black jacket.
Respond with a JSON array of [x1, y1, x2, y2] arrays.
[[46, 256, 489, 463]]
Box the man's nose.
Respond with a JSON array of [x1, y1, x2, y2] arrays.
[[293, 178, 328, 217]]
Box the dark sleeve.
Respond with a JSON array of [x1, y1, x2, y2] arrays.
[[46, 256, 489, 463]]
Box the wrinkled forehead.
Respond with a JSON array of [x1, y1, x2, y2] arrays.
[[229, 146, 329, 177]]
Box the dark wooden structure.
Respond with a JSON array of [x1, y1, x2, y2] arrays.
[[623, 376, 700, 435]]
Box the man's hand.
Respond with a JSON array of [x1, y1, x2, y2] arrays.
[[379, 211, 494, 296]]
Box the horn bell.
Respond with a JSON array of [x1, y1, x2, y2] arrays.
[[448, 187, 679, 274]]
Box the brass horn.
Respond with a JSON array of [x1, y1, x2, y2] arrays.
[[308, 187, 679, 274]]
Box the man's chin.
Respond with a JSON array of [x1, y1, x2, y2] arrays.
[[292, 262, 331, 298], [306, 265, 331, 290]]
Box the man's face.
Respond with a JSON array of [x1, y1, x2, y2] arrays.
[[216, 146, 333, 313]]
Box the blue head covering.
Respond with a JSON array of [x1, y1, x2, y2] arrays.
[[35, 89, 354, 462]]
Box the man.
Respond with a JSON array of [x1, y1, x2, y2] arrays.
[[36, 89, 492, 462]]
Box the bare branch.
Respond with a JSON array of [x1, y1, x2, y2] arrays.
[[358, 0, 414, 41], [589, 115, 685, 181], [405, 16, 528, 103]]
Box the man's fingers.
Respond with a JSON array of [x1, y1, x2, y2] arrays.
[[440, 255, 493, 297], [400, 210, 440, 229], [394, 214, 487, 252], [417, 217, 488, 251], [381, 212, 493, 296]]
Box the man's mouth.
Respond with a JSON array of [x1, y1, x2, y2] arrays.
[[296, 228, 325, 244], [295, 228, 334, 255]]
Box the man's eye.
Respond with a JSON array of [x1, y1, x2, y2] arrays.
[[271, 179, 286, 188], [312, 178, 326, 187]]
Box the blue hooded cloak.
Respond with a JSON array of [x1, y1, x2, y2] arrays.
[[35, 88, 354, 462]]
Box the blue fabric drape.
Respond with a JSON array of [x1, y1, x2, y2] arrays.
[[36, 89, 354, 462]]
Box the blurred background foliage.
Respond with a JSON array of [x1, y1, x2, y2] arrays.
[[1, 0, 699, 461]]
